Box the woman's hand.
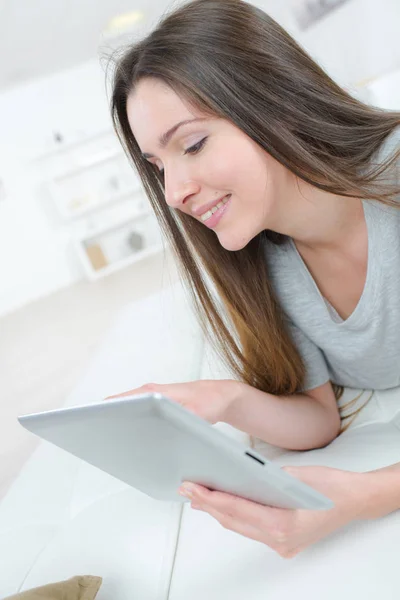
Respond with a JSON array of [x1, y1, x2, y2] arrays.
[[105, 379, 242, 424], [178, 465, 372, 558]]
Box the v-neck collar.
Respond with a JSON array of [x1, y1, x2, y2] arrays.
[[288, 200, 381, 329]]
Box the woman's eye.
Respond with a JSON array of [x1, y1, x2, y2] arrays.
[[152, 136, 208, 177], [184, 137, 208, 155]]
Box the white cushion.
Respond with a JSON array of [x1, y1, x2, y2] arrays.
[[169, 386, 400, 600], [4, 277, 399, 599], [0, 282, 203, 598]]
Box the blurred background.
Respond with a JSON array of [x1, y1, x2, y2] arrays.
[[0, 0, 399, 501]]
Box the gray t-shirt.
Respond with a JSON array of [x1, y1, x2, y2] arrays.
[[263, 128, 400, 392]]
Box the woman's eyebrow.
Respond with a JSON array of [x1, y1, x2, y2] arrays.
[[142, 117, 208, 159]]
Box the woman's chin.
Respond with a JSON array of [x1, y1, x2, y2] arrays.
[[217, 234, 250, 252]]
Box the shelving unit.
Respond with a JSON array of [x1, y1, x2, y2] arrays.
[[73, 209, 164, 281], [41, 129, 165, 280], [46, 149, 143, 219]]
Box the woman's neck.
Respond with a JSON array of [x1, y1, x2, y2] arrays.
[[278, 180, 365, 254]]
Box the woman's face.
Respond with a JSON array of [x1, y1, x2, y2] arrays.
[[127, 77, 292, 251]]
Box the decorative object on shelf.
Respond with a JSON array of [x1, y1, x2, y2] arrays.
[[74, 211, 164, 281], [292, 0, 351, 31], [127, 231, 144, 252], [84, 242, 109, 271], [53, 131, 64, 145], [106, 175, 121, 194]]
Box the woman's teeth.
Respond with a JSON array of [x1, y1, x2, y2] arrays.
[[200, 195, 230, 222]]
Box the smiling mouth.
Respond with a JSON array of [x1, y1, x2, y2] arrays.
[[200, 195, 231, 222]]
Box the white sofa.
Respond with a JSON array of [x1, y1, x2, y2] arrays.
[[1, 281, 400, 599]]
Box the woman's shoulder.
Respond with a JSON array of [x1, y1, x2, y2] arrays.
[[367, 125, 400, 216], [383, 125, 400, 153], [376, 125, 400, 173]]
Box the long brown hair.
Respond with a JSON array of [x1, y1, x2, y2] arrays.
[[108, 0, 400, 433]]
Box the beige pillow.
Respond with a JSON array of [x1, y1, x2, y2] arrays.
[[4, 575, 102, 600]]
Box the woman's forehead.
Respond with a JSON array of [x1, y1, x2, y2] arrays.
[[127, 80, 210, 148]]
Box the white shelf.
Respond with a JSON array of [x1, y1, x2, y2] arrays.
[[51, 184, 143, 220], [37, 130, 163, 280], [74, 211, 164, 281], [46, 151, 142, 220], [30, 128, 115, 164], [77, 207, 152, 240], [52, 149, 123, 180], [78, 243, 165, 281]]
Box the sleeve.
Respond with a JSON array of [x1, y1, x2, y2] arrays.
[[286, 318, 331, 392]]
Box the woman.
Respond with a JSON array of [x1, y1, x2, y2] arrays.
[[107, 0, 400, 558]]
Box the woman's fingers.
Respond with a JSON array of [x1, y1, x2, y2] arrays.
[[104, 382, 160, 400], [183, 484, 294, 539]]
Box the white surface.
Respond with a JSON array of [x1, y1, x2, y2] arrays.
[[293, 0, 400, 89], [0, 281, 200, 598], [169, 388, 400, 600], [1, 281, 400, 599], [367, 67, 400, 110]]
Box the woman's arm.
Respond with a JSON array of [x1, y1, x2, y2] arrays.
[[224, 380, 341, 450], [361, 462, 400, 519]]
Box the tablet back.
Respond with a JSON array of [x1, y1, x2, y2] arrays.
[[18, 393, 334, 510]]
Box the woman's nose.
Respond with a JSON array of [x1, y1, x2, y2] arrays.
[[165, 178, 201, 211]]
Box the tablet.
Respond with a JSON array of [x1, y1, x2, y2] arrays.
[[18, 392, 334, 511]]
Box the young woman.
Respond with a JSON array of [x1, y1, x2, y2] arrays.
[[106, 0, 400, 558]]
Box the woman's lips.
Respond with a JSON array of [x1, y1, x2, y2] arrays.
[[200, 194, 231, 229]]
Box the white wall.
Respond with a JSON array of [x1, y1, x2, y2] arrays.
[[285, 0, 400, 90], [0, 0, 399, 318], [367, 68, 400, 110], [0, 58, 113, 317]]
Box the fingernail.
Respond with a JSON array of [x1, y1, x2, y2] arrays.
[[179, 483, 196, 498]]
